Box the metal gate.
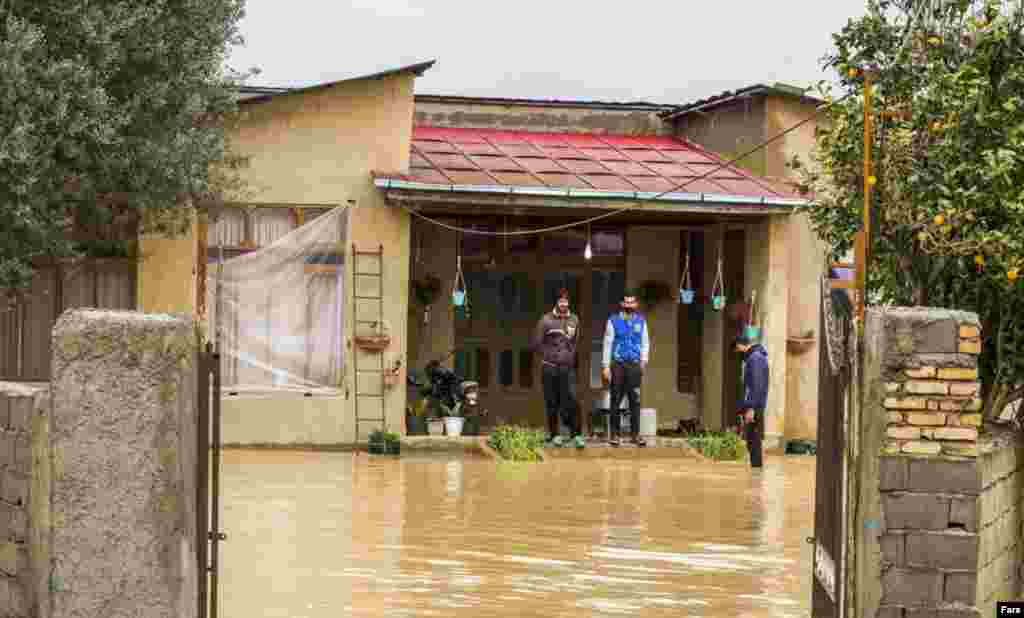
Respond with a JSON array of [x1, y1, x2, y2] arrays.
[[811, 278, 853, 617], [197, 342, 226, 618]]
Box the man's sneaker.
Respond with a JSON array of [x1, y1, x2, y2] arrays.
[[634, 437, 647, 448], [552, 436, 565, 448], [573, 435, 586, 449]]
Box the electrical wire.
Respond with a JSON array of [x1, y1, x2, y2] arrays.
[[392, 91, 854, 237]]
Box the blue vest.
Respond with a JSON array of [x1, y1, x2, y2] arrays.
[[610, 313, 645, 363]]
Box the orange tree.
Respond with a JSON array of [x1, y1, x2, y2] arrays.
[[795, 0, 1024, 420]]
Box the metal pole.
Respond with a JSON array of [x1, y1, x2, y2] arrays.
[[859, 70, 874, 324]]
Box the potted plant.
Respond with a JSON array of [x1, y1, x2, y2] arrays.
[[368, 429, 387, 455], [637, 280, 672, 312], [441, 401, 465, 437], [405, 382, 432, 435], [412, 275, 442, 325], [383, 431, 401, 455]]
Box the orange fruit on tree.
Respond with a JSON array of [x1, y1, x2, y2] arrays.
[[975, 255, 985, 266], [934, 214, 945, 225], [1009, 269, 1019, 282]]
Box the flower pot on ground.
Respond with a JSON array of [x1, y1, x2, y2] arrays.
[[368, 430, 387, 455], [427, 418, 445, 436], [383, 431, 401, 455], [444, 416, 466, 437], [406, 414, 427, 436]]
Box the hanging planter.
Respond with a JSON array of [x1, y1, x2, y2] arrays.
[[742, 290, 762, 340], [452, 254, 468, 307], [711, 251, 726, 312], [354, 321, 391, 351], [679, 243, 695, 305], [637, 280, 672, 312], [412, 275, 441, 325]]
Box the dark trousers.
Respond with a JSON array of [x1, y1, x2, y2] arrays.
[[542, 364, 579, 438], [610, 361, 643, 439], [744, 408, 766, 468]]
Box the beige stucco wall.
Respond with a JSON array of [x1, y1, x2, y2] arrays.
[[672, 98, 768, 176], [137, 211, 198, 315], [414, 99, 671, 136], [744, 216, 789, 448], [625, 228, 700, 428], [230, 72, 418, 442], [676, 94, 824, 444], [766, 95, 827, 442], [139, 71, 420, 444]]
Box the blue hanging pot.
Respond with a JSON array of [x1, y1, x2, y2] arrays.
[[452, 290, 466, 307], [679, 289, 695, 305]]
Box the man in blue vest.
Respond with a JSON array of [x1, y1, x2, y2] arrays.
[[735, 332, 769, 468], [601, 290, 650, 447]]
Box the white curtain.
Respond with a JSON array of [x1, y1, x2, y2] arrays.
[[210, 207, 246, 247], [207, 206, 349, 393]]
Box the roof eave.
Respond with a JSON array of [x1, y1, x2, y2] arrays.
[[373, 177, 806, 214], [238, 59, 437, 106]]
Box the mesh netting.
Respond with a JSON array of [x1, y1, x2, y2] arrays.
[[206, 206, 349, 394]]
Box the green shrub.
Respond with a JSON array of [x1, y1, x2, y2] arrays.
[[686, 431, 748, 461], [487, 425, 546, 462]]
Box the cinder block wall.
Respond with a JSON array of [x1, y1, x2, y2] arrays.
[[0, 383, 50, 618], [869, 308, 1024, 618]]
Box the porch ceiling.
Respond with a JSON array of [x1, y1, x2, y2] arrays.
[[374, 126, 808, 214]]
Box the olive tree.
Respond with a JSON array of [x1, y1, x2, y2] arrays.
[[0, 0, 252, 292]]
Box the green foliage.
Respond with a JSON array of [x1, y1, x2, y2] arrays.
[[0, 0, 253, 291], [487, 425, 546, 461], [637, 280, 673, 310], [686, 431, 748, 461], [412, 275, 442, 307], [795, 0, 1024, 419]]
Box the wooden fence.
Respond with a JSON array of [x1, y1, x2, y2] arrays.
[[0, 259, 137, 381]]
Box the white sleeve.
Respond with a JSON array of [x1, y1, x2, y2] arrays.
[[641, 321, 650, 364], [602, 320, 614, 368]]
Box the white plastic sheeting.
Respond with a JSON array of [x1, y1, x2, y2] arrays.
[[206, 206, 349, 394]]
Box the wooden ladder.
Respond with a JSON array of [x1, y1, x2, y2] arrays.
[[352, 244, 386, 441]]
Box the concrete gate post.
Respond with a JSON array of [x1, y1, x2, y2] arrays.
[[856, 307, 1024, 618], [50, 310, 198, 618]]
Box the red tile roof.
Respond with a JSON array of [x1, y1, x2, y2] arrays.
[[378, 126, 798, 203]]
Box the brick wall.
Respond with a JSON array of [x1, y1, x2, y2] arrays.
[[0, 384, 49, 618], [871, 308, 1024, 618]]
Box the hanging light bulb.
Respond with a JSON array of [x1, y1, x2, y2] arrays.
[[584, 224, 593, 260]]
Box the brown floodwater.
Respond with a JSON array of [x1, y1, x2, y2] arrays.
[[218, 450, 816, 618]]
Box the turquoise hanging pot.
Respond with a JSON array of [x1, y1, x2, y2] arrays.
[[712, 295, 725, 311], [452, 289, 466, 307]]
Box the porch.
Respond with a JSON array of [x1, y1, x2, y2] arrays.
[[383, 126, 804, 441]]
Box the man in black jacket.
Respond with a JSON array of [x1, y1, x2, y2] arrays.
[[531, 289, 584, 449], [735, 333, 769, 468]]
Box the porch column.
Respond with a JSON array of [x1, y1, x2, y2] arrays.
[[747, 216, 789, 450]]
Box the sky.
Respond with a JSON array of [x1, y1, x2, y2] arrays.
[[227, 0, 869, 105]]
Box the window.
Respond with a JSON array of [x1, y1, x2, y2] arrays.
[[591, 228, 625, 257], [543, 228, 588, 257], [459, 223, 494, 261], [678, 230, 705, 394]]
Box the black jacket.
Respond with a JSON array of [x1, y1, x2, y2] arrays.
[[739, 344, 769, 410]]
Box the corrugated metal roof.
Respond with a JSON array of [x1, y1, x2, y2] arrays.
[[376, 126, 798, 204], [661, 83, 823, 119], [236, 60, 436, 105], [414, 94, 675, 112]]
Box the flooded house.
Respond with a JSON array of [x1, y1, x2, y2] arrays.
[[129, 61, 827, 450]]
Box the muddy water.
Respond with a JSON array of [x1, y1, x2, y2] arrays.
[[219, 451, 815, 618]]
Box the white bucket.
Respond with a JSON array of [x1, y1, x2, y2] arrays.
[[638, 408, 657, 437], [427, 419, 445, 436], [443, 416, 465, 437]]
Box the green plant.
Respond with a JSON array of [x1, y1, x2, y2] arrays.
[[412, 275, 442, 307], [438, 401, 463, 418], [383, 431, 400, 444], [487, 425, 546, 461], [637, 280, 672, 310], [368, 429, 386, 443], [686, 431, 748, 461]]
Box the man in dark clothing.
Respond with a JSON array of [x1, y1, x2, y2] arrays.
[[735, 333, 769, 468], [601, 290, 650, 447], [531, 289, 584, 449]]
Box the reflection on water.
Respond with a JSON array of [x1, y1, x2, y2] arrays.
[[219, 451, 815, 617]]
